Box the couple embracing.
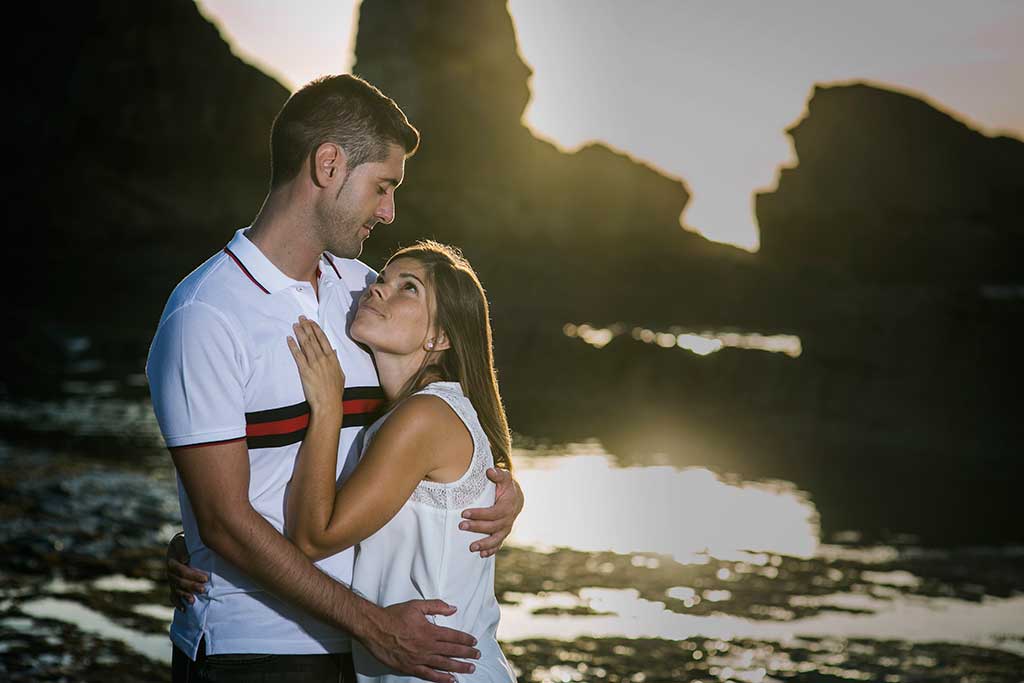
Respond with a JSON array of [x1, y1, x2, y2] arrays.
[[146, 74, 522, 682]]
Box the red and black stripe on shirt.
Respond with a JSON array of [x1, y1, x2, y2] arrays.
[[244, 386, 386, 449]]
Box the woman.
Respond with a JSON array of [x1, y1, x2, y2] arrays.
[[169, 241, 517, 681]]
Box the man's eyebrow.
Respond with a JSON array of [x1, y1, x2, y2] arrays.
[[379, 177, 401, 187], [398, 272, 425, 286]]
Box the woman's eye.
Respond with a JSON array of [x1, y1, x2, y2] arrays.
[[377, 186, 387, 196], [403, 283, 417, 293]]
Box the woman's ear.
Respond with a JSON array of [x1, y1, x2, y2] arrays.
[[429, 330, 451, 352]]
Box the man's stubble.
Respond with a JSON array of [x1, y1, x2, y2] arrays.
[[314, 174, 366, 259]]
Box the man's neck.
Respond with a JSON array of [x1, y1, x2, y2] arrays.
[[246, 188, 323, 286]]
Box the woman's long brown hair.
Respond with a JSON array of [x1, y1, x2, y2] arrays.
[[386, 241, 512, 470]]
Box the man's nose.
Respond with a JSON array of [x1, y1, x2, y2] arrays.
[[375, 194, 395, 224]]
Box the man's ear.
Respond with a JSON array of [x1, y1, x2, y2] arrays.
[[311, 142, 348, 188]]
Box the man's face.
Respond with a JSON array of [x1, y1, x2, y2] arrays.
[[315, 143, 406, 258]]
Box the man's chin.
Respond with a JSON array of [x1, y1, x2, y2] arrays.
[[330, 241, 363, 259]]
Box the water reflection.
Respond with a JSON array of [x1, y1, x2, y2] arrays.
[[15, 598, 171, 662], [497, 587, 1024, 656], [508, 448, 819, 562], [3, 393, 1023, 681], [562, 323, 802, 357], [501, 446, 1024, 664]]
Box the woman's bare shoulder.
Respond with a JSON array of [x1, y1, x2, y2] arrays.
[[374, 393, 473, 475]]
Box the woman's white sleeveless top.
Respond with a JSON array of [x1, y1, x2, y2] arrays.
[[351, 381, 516, 682]]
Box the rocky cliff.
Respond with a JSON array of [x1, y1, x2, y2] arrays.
[[347, 2, 1024, 499], [756, 83, 1024, 284], [352, 0, 761, 329]]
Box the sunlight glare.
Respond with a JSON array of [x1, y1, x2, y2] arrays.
[[509, 451, 819, 562]]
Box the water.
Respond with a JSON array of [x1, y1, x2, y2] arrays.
[[1, 375, 1023, 681], [562, 323, 803, 357]]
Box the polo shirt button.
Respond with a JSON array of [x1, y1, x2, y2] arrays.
[[297, 286, 304, 292]]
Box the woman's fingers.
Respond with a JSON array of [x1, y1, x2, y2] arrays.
[[295, 318, 344, 379], [312, 321, 335, 358], [294, 320, 318, 366], [301, 317, 328, 355], [294, 324, 322, 374], [304, 319, 339, 372], [286, 335, 308, 373], [294, 317, 331, 362]]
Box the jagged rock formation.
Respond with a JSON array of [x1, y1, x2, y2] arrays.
[[348, 2, 1024, 499], [352, 0, 760, 328], [756, 83, 1024, 284]]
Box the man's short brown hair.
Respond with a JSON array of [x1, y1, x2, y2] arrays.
[[269, 74, 419, 188]]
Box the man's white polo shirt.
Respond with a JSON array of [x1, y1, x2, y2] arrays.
[[146, 228, 382, 659]]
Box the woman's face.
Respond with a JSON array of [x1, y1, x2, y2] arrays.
[[350, 257, 438, 356]]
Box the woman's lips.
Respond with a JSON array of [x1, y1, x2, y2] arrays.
[[359, 303, 385, 317]]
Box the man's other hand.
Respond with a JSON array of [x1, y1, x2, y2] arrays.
[[459, 468, 524, 557]]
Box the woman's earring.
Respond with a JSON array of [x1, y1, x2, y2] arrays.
[[426, 340, 435, 350]]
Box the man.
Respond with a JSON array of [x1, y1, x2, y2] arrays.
[[146, 75, 523, 683]]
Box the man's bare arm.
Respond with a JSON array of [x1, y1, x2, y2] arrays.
[[172, 439, 478, 683]]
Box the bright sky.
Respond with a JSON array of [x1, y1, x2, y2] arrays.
[[196, 0, 1024, 251]]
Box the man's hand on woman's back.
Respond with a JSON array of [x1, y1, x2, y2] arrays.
[[460, 467, 525, 557], [358, 599, 479, 683]]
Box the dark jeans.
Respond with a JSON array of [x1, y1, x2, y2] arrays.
[[172, 639, 356, 683]]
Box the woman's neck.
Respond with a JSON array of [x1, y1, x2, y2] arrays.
[[372, 350, 439, 402]]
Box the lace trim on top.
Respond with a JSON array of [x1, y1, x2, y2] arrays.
[[406, 382, 493, 510]]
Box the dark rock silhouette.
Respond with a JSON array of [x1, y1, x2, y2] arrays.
[[7, 0, 289, 390], [9, 0, 288, 320], [345, 1, 1024, 546], [352, 0, 760, 329], [756, 83, 1024, 284]]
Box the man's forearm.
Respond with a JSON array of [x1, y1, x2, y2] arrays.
[[200, 504, 381, 641]]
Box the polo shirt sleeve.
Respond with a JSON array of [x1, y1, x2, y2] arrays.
[[146, 301, 248, 449]]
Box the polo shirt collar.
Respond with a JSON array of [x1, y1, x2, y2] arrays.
[[225, 228, 338, 294], [321, 251, 344, 281]]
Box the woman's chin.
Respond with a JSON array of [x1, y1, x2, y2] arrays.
[[349, 319, 371, 345], [349, 326, 383, 355]]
